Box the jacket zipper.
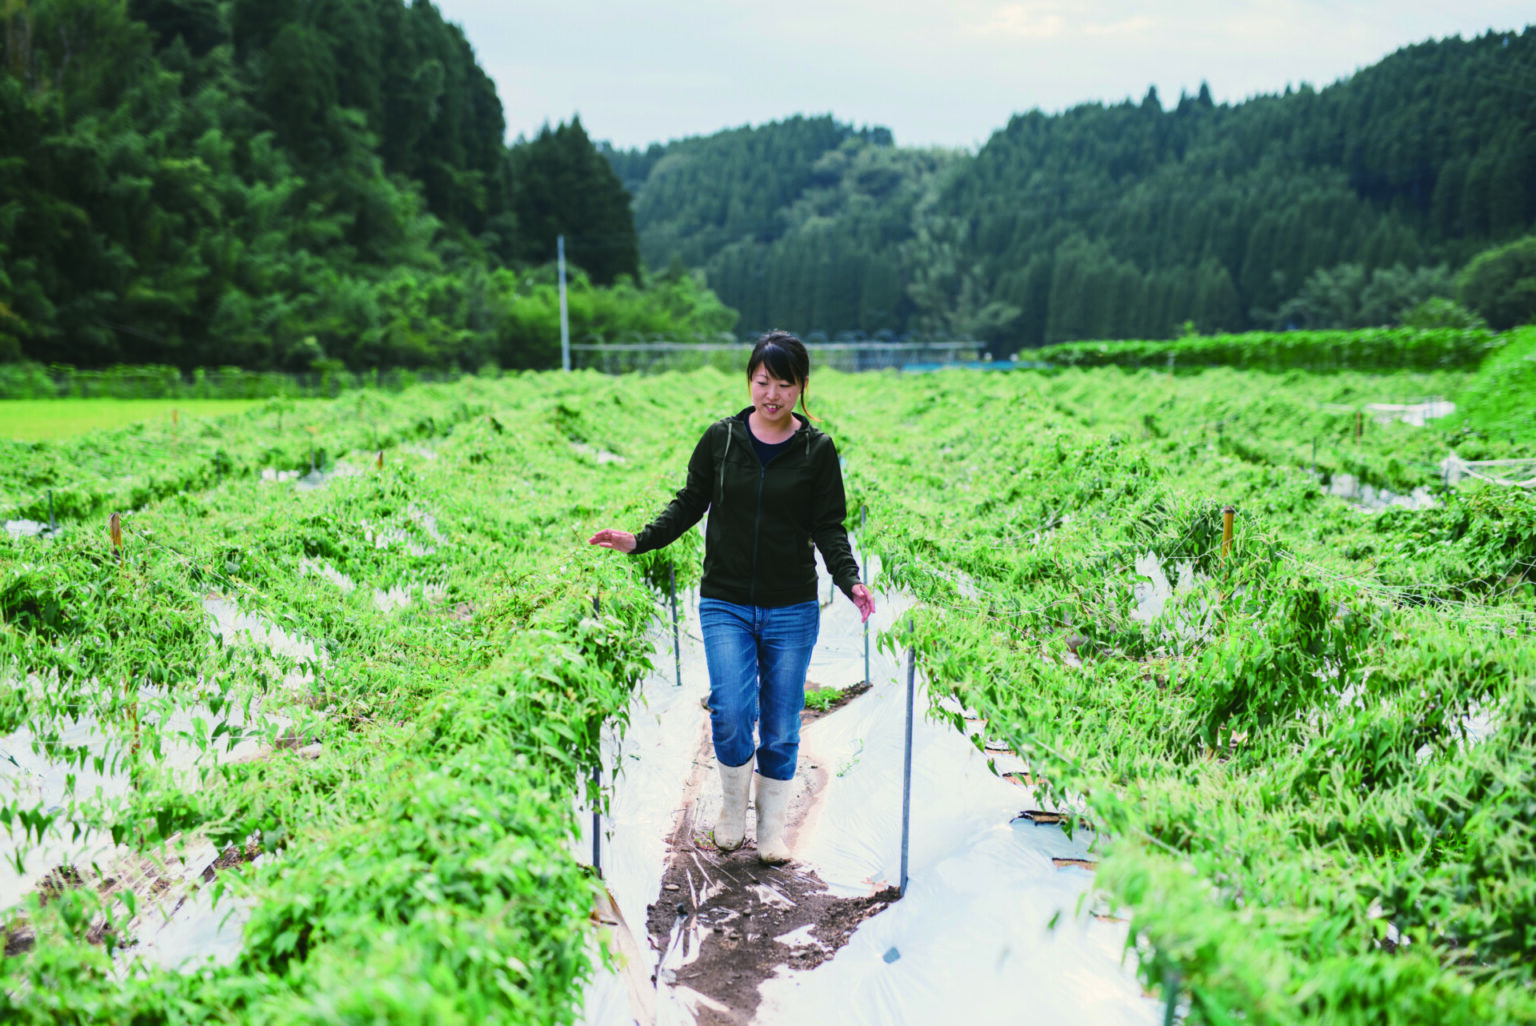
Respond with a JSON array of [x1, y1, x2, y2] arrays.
[[749, 457, 765, 605], [742, 417, 800, 606]]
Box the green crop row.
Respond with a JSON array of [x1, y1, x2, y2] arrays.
[[1034, 326, 1506, 373], [818, 366, 1535, 1024], [0, 372, 708, 1023], [0, 362, 475, 402], [0, 383, 517, 524]]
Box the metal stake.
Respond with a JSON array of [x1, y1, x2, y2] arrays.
[[592, 592, 603, 877], [47, 489, 56, 533], [861, 504, 869, 685], [591, 763, 602, 878], [901, 621, 915, 897], [1162, 970, 1182, 1026], [558, 235, 571, 372], [670, 563, 682, 688]]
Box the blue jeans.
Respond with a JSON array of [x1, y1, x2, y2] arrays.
[[699, 597, 820, 781]]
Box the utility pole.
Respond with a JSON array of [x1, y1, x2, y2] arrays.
[[558, 234, 571, 372]]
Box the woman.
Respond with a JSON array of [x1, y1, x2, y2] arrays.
[[589, 330, 875, 864]]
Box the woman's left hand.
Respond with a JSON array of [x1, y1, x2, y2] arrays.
[[851, 583, 875, 623]]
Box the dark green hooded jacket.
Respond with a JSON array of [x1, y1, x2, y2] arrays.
[[632, 408, 860, 607]]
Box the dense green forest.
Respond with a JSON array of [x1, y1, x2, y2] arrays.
[[0, 0, 729, 372], [609, 29, 1536, 353], [6, 5, 1534, 371]]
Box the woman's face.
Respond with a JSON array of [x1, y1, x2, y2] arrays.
[[749, 366, 802, 430]]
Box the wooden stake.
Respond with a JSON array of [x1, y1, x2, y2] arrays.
[[1221, 506, 1235, 560], [109, 512, 123, 563]]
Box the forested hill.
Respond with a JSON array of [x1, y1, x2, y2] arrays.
[[0, 0, 687, 372], [610, 28, 1536, 352]]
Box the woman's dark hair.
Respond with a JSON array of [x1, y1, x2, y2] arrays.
[[747, 330, 817, 418]]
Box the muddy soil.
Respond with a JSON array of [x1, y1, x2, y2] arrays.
[[644, 689, 897, 1024]]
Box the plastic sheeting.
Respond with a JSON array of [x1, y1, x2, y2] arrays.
[[0, 597, 311, 947], [1323, 473, 1439, 511], [577, 583, 718, 1026], [125, 877, 259, 972], [3, 471, 434, 970], [1365, 399, 1454, 427], [580, 543, 1160, 1025], [4, 519, 55, 539]]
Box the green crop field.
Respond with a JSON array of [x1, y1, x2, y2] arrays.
[[0, 399, 311, 442], [1, 328, 1534, 1024]]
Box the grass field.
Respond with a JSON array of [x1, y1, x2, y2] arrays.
[[0, 398, 307, 441]]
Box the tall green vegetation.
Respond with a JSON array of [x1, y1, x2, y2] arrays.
[[1457, 234, 1536, 329], [512, 118, 640, 286], [844, 363, 1536, 1024], [613, 29, 1536, 351], [0, 0, 689, 372], [0, 375, 675, 1022], [3, 355, 1531, 1021]]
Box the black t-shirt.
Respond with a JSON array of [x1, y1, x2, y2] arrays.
[[750, 427, 795, 466]]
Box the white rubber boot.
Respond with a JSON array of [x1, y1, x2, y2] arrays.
[[713, 758, 754, 852], [754, 775, 794, 864]]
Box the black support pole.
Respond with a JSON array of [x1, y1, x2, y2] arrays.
[[592, 592, 602, 877], [901, 621, 915, 897], [861, 505, 869, 684], [670, 563, 682, 688]]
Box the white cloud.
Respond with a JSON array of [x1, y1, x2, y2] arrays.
[[967, 3, 1156, 40], [1082, 15, 1157, 37], [969, 3, 1066, 40], [431, 0, 1535, 150]]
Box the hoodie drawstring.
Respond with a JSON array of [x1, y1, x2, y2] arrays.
[[719, 423, 733, 506]]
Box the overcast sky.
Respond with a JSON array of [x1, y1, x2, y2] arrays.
[[432, 1, 1533, 152]]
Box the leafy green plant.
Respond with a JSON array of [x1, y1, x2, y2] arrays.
[[804, 686, 843, 712]]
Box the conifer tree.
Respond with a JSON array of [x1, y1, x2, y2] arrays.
[[511, 118, 640, 286]]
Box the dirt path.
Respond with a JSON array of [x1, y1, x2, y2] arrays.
[[643, 686, 897, 1024]]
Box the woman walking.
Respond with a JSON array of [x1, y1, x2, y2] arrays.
[[588, 330, 875, 864]]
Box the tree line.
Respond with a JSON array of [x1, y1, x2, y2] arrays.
[[0, 0, 721, 373], [611, 29, 1536, 353]]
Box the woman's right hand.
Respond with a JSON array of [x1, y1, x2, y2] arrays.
[[588, 529, 637, 553]]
